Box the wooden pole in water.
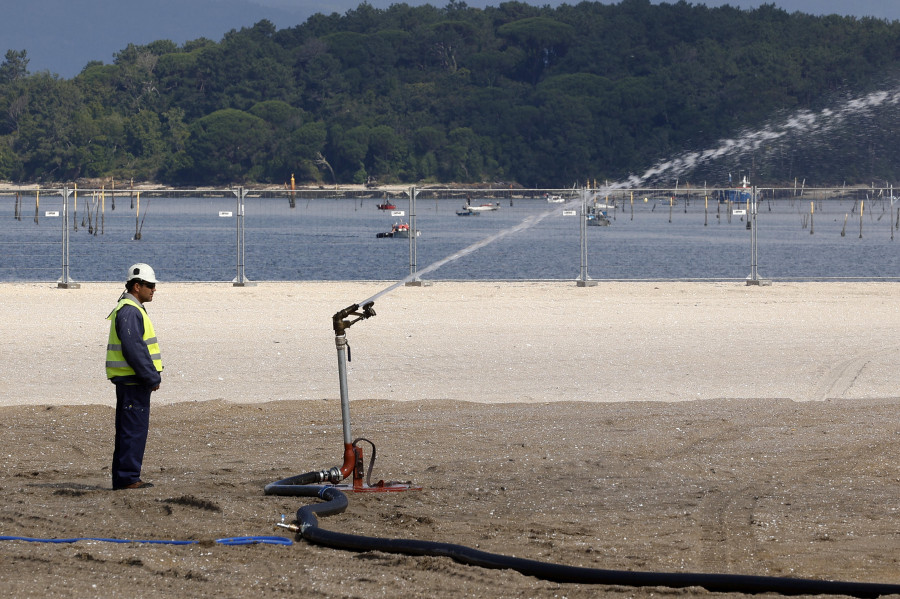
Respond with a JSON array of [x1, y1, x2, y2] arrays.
[[111, 179, 115, 211], [745, 193, 750, 229], [859, 199, 864, 239], [809, 201, 814, 235], [101, 185, 105, 235], [87, 192, 93, 234], [73, 183, 78, 231], [134, 192, 141, 240], [14, 191, 20, 220], [704, 194, 708, 226], [888, 190, 894, 241], [841, 214, 847, 237], [34, 188, 39, 224], [290, 173, 296, 208], [630, 191, 634, 220]]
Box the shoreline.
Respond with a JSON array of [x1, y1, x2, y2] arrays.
[[0, 180, 885, 193]]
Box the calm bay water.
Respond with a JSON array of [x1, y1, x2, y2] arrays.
[[2, 193, 899, 282]]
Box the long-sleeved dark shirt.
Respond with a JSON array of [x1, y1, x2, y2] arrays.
[[110, 293, 162, 388]]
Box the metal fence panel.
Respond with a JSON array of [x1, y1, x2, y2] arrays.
[[2, 186, 898, 283], [62, 192, 234, 282]]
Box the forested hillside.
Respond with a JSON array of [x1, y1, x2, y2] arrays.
[[2, 0, 900, 187]]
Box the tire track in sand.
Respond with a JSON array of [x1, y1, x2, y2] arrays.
[[810, 344, 900, 401]]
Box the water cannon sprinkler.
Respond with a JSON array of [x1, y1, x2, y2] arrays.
[[265, 301, 419, 495], [330, 300, 419, 492], [332, 301, 376, 335]]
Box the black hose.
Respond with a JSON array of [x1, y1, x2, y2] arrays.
[[269, 483, 900, 598], [264, 471, 330, 495]]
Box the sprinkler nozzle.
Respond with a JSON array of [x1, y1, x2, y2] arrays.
[[332, 301, 376, 335]]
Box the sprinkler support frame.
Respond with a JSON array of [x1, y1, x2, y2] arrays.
[[331, 301, 421, 493]]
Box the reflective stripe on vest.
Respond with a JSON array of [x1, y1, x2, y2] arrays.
[[106, 298, 163, 378]]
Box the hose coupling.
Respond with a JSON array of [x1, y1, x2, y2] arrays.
[[308, 467, 342, 483], [275, 514, 300, 533], [332, 301, 376, 335], [274, 521, 299, 533], [324, 467, 342, 483]]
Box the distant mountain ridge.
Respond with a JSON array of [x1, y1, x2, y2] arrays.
[[1, 0, 309, 78]]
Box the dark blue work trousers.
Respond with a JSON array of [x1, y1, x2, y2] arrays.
[[111, 384, 151, 489]]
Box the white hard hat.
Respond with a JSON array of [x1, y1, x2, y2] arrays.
[[127, 263, 158, 284]]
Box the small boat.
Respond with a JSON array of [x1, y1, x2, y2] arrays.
[[462, 200, 498, 213], [586, 202, 612, 226], [465, 204, 497, 213], [586, 213, 610, 226], [715, 189, 750, 204], [376, 222, 417, 238], [376, 202, 397, 210], [546, 183, 578, 203], [456, 209, 479, 216]]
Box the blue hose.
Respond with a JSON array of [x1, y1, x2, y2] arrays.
[[0, 535, 292, 546]]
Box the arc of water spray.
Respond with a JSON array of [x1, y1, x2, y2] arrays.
[[359, 85, 900, 307], [619, 87, 900, 190], [357, 208, 559, 306]]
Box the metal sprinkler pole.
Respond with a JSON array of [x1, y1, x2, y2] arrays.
[[335, 332, 354, 449], [330, 302, 421, 492]]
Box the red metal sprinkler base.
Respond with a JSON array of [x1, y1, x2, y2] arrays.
[[334, 441, 422, 493]]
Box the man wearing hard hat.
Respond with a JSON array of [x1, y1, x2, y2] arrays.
[[106, 263, 163, 490]]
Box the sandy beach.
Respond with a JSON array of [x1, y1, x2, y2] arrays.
[[6, 280, 900, 407], [1, 281, 898, 597]]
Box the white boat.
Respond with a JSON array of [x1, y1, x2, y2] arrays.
[[546, 184, 577, 203], [465, 202, 498, 212]]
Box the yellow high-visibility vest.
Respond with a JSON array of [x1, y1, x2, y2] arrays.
[[106, 298, 163, 379]]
